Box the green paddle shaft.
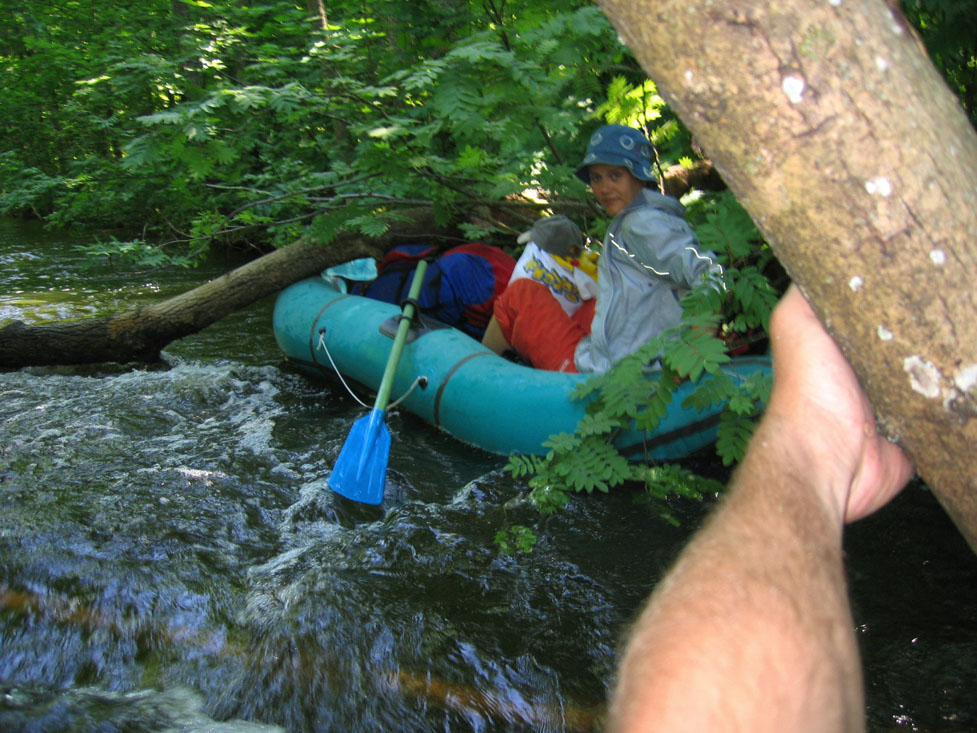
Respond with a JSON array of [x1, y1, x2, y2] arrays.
[[371, 258, 428, 412]]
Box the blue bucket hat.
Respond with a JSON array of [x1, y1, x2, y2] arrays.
[[574, 124, 656, 184]]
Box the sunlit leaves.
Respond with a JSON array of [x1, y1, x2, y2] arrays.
[[692, 190, 763, 264], [598, 77, 665, 128], [2, 0, 641, 256]]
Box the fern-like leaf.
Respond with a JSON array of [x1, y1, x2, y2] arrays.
[[634, 380, 674, 433], [346, 214, 390, 238], [576, 412, 622, 437], [681, 372, 737, 411], [663, 324, 730, 381], [716, 411, 759, 466], [529, 484, 571, 515], [568, 372, 606, 402], [547, 439, 630, 494], [541, 431, 581, 457], [505, 453, 546, 479]]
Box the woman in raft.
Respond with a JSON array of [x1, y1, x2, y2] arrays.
[[481, 124, 724, 373]]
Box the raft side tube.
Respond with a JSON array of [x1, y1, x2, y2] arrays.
[[273, 277, 772, 459]]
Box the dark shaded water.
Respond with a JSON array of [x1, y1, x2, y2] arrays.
[[0, 218, 975, 731]]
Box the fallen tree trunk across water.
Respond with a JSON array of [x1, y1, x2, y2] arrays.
[[0, 216, 441, 368]]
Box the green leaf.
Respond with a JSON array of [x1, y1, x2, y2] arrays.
[[346, 214, 390, 238], [137, 111, 185, 126], [663, 325, 730, 381], [568, 372, 606, 402], [541, 431, 581, 456], [504, 453, 546, 479], [529, 485, 571, 515], [692, 190, 764, 263], [494, 525, 538, 555], [716, 411, 759, 466], [680, 372, 737, 411], [634, 381, 674, 433], [595, 355, 658, 420], [575, 412, 622, 438]]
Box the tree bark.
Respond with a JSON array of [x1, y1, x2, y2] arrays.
[[0, 212, 442, 368], [596, 0, 977, 551]]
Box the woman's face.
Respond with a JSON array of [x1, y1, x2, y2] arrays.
[[588, 163, 645, 218]]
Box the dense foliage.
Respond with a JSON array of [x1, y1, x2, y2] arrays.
[[3, 0, 972, 249], [900, 0, 977, 126], [1, 0, 640, 259], [2, 0, 972, 540]]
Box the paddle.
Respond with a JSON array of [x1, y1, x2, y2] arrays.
[[329, 258, 429, 504]]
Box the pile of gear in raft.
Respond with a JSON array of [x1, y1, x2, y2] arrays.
[[336, 214, 597, 345]]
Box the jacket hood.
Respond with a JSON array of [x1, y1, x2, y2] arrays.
[[620, 188, 685, 219]]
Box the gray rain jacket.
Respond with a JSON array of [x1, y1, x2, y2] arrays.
[[574, 189, 723, 373]]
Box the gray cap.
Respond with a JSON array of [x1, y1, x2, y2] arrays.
[[518, 215, 584, 257]]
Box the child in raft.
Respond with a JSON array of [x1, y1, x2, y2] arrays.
[[481, 124, 725, 373]]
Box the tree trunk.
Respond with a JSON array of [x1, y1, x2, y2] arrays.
[[0, 213, 441, 368], [596, 0, 977, 551]]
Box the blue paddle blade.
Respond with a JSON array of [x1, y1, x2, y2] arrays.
[[329, 408, 391, 505]]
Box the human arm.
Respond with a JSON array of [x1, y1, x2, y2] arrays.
[[481, 315, 510, 355], [618, 205, 723, 291], [608, 285, 914, 732]]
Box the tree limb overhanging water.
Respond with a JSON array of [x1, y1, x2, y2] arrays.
[[597, 0, 977, 553], [0, 213, 437, 368]]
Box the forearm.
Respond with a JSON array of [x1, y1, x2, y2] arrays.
[[609, 418, 864, 732], [621, 216, 716, 291]]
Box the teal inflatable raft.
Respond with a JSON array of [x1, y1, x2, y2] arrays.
[[273, 276, 771, 459]]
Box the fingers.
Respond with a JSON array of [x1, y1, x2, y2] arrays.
[[768, 284, 914, 523]]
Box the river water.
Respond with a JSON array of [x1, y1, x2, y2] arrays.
[[0, 217, 974, 731]]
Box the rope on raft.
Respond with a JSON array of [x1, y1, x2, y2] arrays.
[[316, 330, 427, 411]]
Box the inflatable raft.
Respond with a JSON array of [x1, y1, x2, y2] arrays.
[[273, 276, 771, 460]]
